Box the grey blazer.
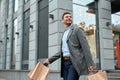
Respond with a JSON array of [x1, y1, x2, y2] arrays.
[[48, 24, 94, 76]]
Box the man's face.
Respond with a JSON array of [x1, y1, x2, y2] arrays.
[[62, 14, 72, 26]]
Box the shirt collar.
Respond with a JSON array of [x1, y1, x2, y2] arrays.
[[65, 25, 72, 31]]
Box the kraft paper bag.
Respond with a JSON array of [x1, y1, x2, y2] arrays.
[[86, 70, 108, 80], [28, 62, 50, 80]]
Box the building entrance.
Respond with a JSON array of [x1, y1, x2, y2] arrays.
[[111, 0, 120, 70], [113, 29, 120, 69]]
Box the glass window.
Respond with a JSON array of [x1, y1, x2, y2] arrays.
[[73, 0, 98, 68], [3, 25, 8, 69], [112, 12, 120, 70], [37, 0, 48, 61], [6, 0, 9, 18], [112, 13, 120, 26], [22, 10, 30, 70], [14, 0, 18, 12], [73, 5, 96, 26]]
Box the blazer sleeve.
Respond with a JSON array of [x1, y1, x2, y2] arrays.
[[75, 27, 94, 67], [48, 51, 61, 63]]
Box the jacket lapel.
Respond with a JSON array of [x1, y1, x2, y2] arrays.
[[67, 25, 74, 41]]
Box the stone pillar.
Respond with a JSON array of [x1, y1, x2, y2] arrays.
[[5, 0, 14, 69], [97, 0, 114, 69], [15, 0, 24, 70], [28, 0, 38, 69]]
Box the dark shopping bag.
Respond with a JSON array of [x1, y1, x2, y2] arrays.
[[86, 70, 108, 80], [28, 62, 50, 80]]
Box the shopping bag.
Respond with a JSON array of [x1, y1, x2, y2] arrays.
[[28, 62, 50, 80], [86, 70, 108, 80]]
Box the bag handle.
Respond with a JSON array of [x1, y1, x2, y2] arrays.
[[89, 70, 104, 74]]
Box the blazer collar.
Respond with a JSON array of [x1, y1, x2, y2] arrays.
[[67, 24, 74, 41]]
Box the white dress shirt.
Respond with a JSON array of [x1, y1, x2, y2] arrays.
[[62, 26, 71, 57]]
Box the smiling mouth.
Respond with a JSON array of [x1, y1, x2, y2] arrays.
[[68, 20, 71, 21], [68, 21, 72, 22]]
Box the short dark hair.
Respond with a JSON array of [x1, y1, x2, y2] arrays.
[[62, 12, 71, 19]]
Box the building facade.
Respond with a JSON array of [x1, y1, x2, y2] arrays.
[[0, 0, 120, 80]]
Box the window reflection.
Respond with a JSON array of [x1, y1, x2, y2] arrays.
[[112, 13, 120, 26], [73, 5, 95, 28], [73, 0, 97, 67]]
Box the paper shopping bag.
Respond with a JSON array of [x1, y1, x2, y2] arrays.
[[86, 70, 108, 80], [28, 62, 50, 80]]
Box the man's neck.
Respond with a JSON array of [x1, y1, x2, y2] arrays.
[[64, 24, 71, 28]]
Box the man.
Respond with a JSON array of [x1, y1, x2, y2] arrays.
[[44, 12, 94, 80]]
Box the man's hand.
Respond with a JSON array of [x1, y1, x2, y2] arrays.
[[43, 59, 50, 65], [88, 66, 94, 71]]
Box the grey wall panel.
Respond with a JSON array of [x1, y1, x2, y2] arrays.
[[98, 0, 114, 69], [100, 0, 111, 10], [49, 33, 60, 46], [102, 29, 112, 38], [103, 39, 113, 49], [103, 49, 114, 59]]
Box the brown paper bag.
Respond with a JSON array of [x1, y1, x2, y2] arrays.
[[28, 62, 50, 80], [86, 70, 108, 80]]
